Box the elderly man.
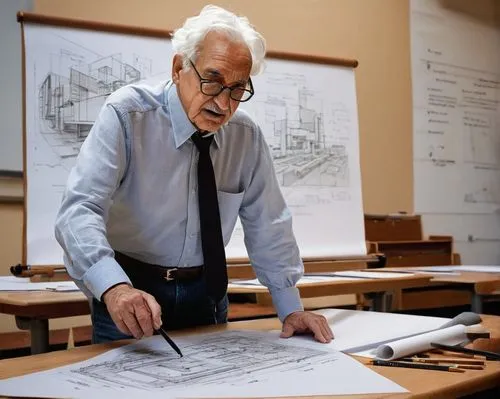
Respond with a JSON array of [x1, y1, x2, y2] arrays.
[[55, 5, 333, 344]]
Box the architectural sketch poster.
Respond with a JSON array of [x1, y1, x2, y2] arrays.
[[0, 330, 406, 398], [23, 23, 172, 265], [23, 22, 366, 265], [411, 0, 500, 264], [237, 60, 365, 258]]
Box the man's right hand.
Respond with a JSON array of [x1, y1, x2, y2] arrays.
[[102, 283, 162, 339]]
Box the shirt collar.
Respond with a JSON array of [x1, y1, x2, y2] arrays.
[[166, 83, 221, 149]]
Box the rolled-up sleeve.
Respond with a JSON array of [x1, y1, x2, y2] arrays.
[[54, 103, 132, 300], [239, 127, 304, 322]]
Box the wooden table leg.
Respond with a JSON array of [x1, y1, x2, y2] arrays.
[[470, 292, 483, 313], [15, 316, 49, 355], [370, 292, 391, 312]]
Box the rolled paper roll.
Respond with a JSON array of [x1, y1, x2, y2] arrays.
[[376, 325, 468, 361]]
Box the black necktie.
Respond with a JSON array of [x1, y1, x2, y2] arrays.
[[191, 132, 227, 301]]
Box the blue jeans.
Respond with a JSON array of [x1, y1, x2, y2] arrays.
[[91, 275, 228, 344]]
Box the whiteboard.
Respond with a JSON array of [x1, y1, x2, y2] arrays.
[[22, 21, 366, 265], [410, 0, 500, 264]]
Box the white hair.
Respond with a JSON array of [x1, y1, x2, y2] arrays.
[[171, 5, 266, 76]]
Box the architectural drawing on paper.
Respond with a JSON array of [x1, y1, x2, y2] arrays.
[[247, 72, 351, 188], [38, 50, 152, 161], [69, 332, 332, 390], [464, 173, 500, 205], [464, 112, 500, 168], [413, 56, 500, 207]]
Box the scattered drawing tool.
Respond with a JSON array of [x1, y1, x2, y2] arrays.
[[399, 357, 485, 366], [430, 349, 486, 360], [398, 357, 485, 370], [443, 364, 485, 370], [430, 342, 500, 361], [372, 359, 465, 373], [371, 359, 464, 372], [157, 327, 183, 358]]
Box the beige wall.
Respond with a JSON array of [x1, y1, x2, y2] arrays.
[[0, 202, 23, 274], [33, 0, 414, 214], [0, 200, 90, 332]]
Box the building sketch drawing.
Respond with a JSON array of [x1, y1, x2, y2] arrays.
[[464, 172, 500, 205], [246, 72, 351, 189], [68, 332, 333, 391], [464, 112, 499, 168], [38, 50, 151, 162]]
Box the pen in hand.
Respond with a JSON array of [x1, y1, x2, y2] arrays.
[[157, 326, 183, 358]]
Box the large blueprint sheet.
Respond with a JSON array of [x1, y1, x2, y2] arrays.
[[0, 330, 406, 398]]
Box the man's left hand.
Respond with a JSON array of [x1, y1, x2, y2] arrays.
[[280, 311, 334, 343]]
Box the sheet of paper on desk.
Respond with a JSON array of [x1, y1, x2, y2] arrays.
[[332, 270, 414, 279], [0, 330, 407, 398], [228, 274, 366, 289], [0, 277, 79, 292], [285, 309, 452, 358], [447, 265, 500, 273], [405, 265, 500, 274]]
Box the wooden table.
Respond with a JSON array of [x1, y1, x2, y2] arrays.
[[229, 274, 432, 312], [1, 314, 499, 399], [430, 271, 500, 312], [0, 291, 89, 355], [380, 268, 500, 313], [0, 274, 432, 355]]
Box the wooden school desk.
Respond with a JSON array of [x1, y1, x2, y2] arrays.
[[0, 291, 89, 355], [0, 274, 431, 355], [380, 268, 500, 313], [228, 274, 432, 312], [1, 314, 499, 399], [430, 271, 500, 313]]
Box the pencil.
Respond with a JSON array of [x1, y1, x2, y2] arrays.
[[430, 342, 500, 361], [444, 364, 485, 370], [371, 359, 465, 372], [400, 357, 485, 365], [430, 349, 486, 360]]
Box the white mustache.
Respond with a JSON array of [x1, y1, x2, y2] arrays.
[[205, 105, 227, 115]]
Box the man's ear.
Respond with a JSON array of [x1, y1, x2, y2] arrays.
[[172, 54, 184, 84]]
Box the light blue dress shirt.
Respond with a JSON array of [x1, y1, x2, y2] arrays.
[[55, 81, 304, 322]]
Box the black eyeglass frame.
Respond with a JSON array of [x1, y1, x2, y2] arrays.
[[189, 60, 254, 102]]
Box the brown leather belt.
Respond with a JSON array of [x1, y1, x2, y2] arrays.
[[114, 251, 204, 282]]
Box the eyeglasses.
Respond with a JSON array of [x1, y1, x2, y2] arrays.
[[189, 60, 254, 102]]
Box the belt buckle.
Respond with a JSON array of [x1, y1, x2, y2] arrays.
[[164, 268, 177, 282]]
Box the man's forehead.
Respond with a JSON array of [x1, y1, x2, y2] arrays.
[[197, 56, 251, 81], [198, 33, 251, 61]]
